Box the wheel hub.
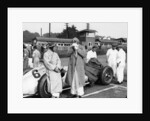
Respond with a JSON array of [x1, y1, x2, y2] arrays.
[[105, 73, 111, 77]]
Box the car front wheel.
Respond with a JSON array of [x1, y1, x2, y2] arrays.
[[100, 66, 113, 85], [38, 74, 52, 98]]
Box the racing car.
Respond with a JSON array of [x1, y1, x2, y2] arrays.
[[23, 58, 113, 98]]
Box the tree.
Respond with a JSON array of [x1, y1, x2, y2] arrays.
[[57, 25, 79, 38], [43, 32, 59, 38], [23, 30, 40, 43]]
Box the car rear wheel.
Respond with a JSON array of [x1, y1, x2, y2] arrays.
[[100, 66, 113, 85], [38, 74, 52, 98]]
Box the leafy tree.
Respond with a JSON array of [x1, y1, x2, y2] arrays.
[[23, 30, 40, 43], [57, 25, 79, 39], [43, 32, 59, 38]]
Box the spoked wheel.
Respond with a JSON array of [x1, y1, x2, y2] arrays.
[[100, 66, 113, 85], [38, 74, 52, 98]]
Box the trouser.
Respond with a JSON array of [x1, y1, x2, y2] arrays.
[[71, 68, 84, 96], [52, 93, 60, 98], [108, 61, 117, 77], [47, 76, 60, 98], [46, 71, 62, 98], [71, 86, 84, 96], [116, 63, 125, 83]]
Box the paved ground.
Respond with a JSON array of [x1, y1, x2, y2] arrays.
[[60, 80, 127, 98], [26, 80, 127, 98]]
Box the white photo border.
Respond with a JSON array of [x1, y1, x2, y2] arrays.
[[8, 8, 142, 113]]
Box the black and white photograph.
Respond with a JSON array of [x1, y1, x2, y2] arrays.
[[23, 22, 127, 98], [8, 8, 142, 113]]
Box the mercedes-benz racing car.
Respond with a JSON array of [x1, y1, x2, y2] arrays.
[[23, 58, 113, 98]]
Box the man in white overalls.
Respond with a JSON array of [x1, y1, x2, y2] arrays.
[[116, 45, 126, 84], [106, 44, 118, 79], [43, 43, 62, 98]]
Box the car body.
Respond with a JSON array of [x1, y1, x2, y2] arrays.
[[23, 59, 114, 98], [23, 63, 46, 97]]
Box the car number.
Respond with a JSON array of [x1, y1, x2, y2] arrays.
[[32, 69, 41, 78]]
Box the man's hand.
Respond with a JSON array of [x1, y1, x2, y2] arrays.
[[72, 43, 78, 50], [54, 67, 60, 73], [74, 45, 78, 50]]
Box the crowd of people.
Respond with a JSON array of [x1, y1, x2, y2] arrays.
[[23, 37, 126, 98], [106, 43, 126, 84]]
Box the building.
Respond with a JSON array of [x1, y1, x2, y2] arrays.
[[32, 37, 73, 52], [78, 23, 98, 49]]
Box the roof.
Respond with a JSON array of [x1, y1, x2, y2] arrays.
[[111, 38, 127, 42], [33, 37, 73, 43], [78, 29, 97, 33], [99, 39, 120, 44]]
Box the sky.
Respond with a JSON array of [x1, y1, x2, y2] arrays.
[[23, 22, 127, 38]]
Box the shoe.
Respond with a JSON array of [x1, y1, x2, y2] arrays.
[[117, 82, 123, 84], [76, 96, 82, 98]]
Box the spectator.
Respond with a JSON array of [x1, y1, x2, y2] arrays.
[[65, 37, 86, 98], [43, 42, 62, 98], [85, 45, 88, 52], [23, 44, 29, 70], [32, 46, 41, 68], [116, 45, 126, 84], [106, 43, 118, 80], [86, 45, 98, 63]]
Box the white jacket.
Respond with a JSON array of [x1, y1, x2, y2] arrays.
[[86, 50, 97, 63], [117, 49, 126, 65], [106, 48, 118, 64]]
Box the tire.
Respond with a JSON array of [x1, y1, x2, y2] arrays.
[[38, 74, 52, 98], [100, 66, 113, 85]]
